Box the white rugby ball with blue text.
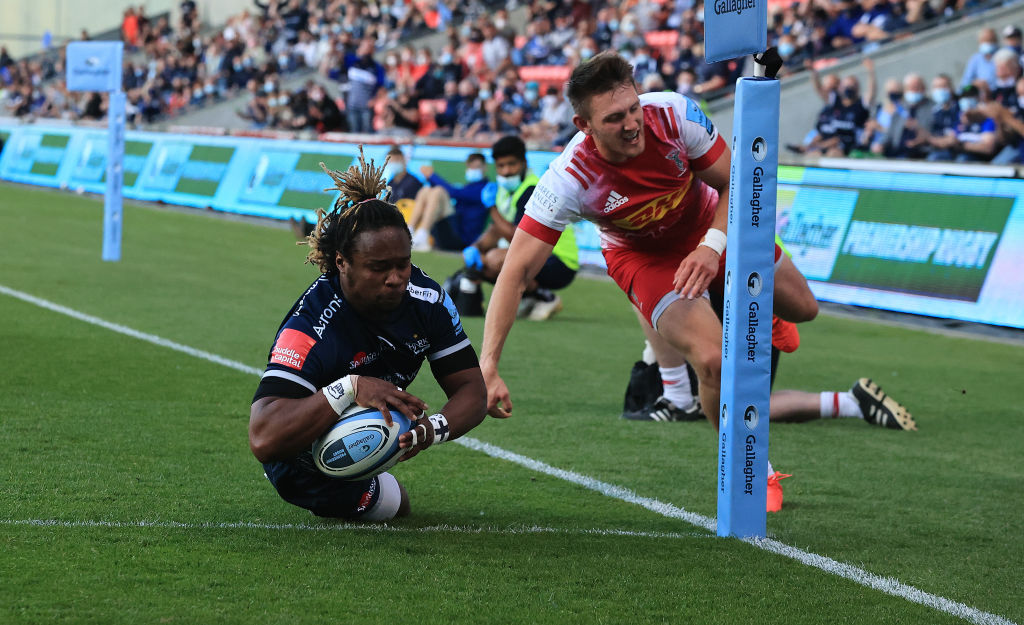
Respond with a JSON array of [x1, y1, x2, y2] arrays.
[[313, 405, 412, 480]]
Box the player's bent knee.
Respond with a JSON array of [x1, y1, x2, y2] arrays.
[[784, 294, 818, 323], [690, 348, 721, 385], [801, 297, 819, 322], [360, 472, 406, 521]]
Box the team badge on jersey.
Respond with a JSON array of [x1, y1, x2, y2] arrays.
[[665, 150, 687, 176], [270, 328, 316, 370]]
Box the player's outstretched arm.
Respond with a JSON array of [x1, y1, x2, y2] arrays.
[[398, 366, 487, 460], [249, 377, 429, 463], [480, 229, 554, 418], [674, 144, 732, 298]]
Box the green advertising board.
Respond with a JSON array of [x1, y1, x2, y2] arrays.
[[280, 152, 351, 210], [175, 145, 235, 196], [829, 190, 1012, 301]]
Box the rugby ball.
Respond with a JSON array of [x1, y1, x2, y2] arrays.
[[312, 405, 412, 480]]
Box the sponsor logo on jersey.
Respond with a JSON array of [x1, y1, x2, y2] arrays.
[[531, 184, 560, 216], [407, 284, 440, 303], [356, 478, 377, 513], [270, 328, 316, 370], [603, 190, 629, 213], [611, 182, 691, 230], [405, 337, 431, 355], [685, 100, 715, 136], [312, 296, 343, 338], [349, 350, 379, 369]]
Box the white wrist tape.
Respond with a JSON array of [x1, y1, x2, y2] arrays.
[[408, 413, 451, 449], [321, 375, 358, 415], [698, 228, 727, 255], [427, 413, 451, 444]]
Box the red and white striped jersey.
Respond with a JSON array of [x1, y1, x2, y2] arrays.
[[521, 91, 727, 251]]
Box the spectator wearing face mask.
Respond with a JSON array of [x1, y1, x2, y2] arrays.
[[775, 33, 807, 71], [675, 68, 698, 98], [593, 8, 619, 50], [981, 76, 1024, 164], [437, 44, 463, 84], [455, 82, 494, 140], [879, 73, 934, 158], [612, 14, 645, 51], [481, 21, 510, 71], [866, 77, 906, 155], [457, 136, 577, 321], [989, 48, 1021, 106], [522, 85, 574, 147], [414, 49, 447, 99], [382, 146, 424, 209], [924, 73, 961, 161], [631, 45, 659, 84], [929, 85, 998, 162], [962, 28, 999, 89], [1002, 25, 1023, 66], [407, 153, 492, 252], [305, 83, 343, 132]]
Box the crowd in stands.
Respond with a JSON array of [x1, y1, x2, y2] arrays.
[[795, 24, 1024, 164], [1, 0, 1020, 156]]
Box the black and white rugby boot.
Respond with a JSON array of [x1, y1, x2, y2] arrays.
[[850, 378, 917, 431], [621, 396, 703, 422]]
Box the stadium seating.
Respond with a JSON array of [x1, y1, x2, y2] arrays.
[[644, 30, 679, 58], [517, 66, 572, 94]]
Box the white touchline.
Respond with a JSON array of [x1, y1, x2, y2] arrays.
[[0, 284, 1016, 625], [0, 519, 710, 540]]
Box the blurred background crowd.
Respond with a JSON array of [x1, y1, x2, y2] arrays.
[[3, 0, 1024, 162]]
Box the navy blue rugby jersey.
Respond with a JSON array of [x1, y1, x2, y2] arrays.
[[253, 265, 476, 403]]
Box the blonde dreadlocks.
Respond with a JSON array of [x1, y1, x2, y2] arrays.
[[302, 145, 409, 275]]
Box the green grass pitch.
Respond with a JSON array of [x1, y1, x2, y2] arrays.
[[0, 182, 1021, 624]]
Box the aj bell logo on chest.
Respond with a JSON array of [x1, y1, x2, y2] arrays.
[[604, 190, 629, 212]]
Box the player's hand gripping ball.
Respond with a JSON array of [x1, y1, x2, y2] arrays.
[[313, 405, 412, 480]]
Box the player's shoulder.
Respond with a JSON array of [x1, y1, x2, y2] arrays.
[[542, 131, 601, 193], [641, 91, 713, 138], [407, 265, 467, 338], [547, 130, 588, 171], [405, 265, 446, 306], [640, 90, 691, 109], [288, 275, 339, 314], [277, 275, 347, 343]]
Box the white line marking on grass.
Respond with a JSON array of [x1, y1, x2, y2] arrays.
[[459, 439, 1017, 625], [456, 438, 717, 533], [0, 285, 262, 377], [1, 285, 1016, 625], [1, 518, 710, 540]]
